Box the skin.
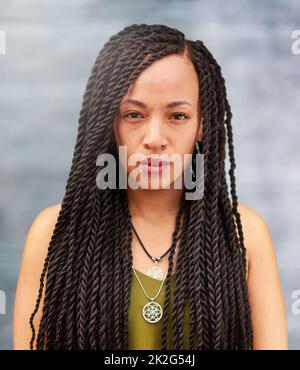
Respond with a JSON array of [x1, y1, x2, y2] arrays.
[[113, 52, 202, 276], [13, 53, 288, 350]]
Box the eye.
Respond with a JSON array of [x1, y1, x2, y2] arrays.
[[170, 113, 189, 121], [123, 112, 143, 120]]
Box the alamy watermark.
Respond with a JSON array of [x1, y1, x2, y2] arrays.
[[291, 290, 300, 315], [0, 29, 6, 55], [96, 146, 205, 200], [0, 290, 6, 315], [291, 30, 300, 55]]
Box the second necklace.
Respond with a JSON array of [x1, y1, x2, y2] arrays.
[[131, 221, 183, 281]]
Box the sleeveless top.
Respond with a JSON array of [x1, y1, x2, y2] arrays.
[[127, 268, 193, 350]]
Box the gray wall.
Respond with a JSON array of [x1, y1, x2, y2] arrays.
[[0, 0, 299, 349]]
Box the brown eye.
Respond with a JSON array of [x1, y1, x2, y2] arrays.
[[123, 112, 143, 119], [171, 113, 189, 121]]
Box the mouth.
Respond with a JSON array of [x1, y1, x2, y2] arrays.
[[141, 157, 169, 167], [140, 156, 170, 174]]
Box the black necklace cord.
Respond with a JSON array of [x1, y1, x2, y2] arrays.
[[130, 221, 184, 262]]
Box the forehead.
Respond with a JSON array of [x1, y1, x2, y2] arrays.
[[120, 53, 199, 107]]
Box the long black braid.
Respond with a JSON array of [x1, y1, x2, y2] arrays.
[[29, 23, 253, 350]]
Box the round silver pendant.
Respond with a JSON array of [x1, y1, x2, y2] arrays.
[[146, 265, 164, 281], [142, 301, 163, 323]]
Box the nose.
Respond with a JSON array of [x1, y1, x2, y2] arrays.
[[143, 120, 167, 151]]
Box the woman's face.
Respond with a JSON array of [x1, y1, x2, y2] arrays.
[[113, 53, 202, 190]]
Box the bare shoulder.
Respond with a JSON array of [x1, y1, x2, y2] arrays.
[[236, 203, 288, 349], [32, 203, 61, 231], [237, 203, 275, 274], [32, 203, 62, 231], [13, 203, 62, 349], [24, 203, 62, 260], [237, 203, 273, 249]]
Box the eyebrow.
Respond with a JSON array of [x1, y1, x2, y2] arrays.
[[120, 98, 193, 109]]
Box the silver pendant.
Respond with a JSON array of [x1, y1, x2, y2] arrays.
[[146, 265, 164, 281], [142, 301, 163, 323]]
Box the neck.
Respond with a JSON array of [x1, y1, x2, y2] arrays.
[[126, 187, 184, 223]]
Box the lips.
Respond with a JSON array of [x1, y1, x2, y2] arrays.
[[141, 157, 169, 167]]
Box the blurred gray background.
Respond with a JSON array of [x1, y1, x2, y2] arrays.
[[0, 0, 299, 350]]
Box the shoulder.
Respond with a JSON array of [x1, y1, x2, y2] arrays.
[[237, 202, 273, 250], [238, 203, 269, 238], [14, 203, 62, 349], [236, 203, 288, 349], [236, 203, 275, 276], [18, 203, 62, 294], [22, 203, 62, 265], [33, 203, 62, 229], [28, 203, 62, 242]]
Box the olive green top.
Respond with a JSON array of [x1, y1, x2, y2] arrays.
[[128, 268, 192, 350]]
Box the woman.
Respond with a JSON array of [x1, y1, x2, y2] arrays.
[[13, 23, 288, 350]]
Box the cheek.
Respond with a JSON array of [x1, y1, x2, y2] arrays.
[[175, 136, 195, 156], [117, 124, 140, 150], [172, 120, 198, 155], [115, 125, 130, 148], [172, 138, 195, 173], [115, 132, 139, 170], [119, 133, 134, 154], [114, 117, 128, 144]]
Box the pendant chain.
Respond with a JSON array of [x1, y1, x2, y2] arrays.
[[130, 220, 184, 323], [132, 266, 166, 301]]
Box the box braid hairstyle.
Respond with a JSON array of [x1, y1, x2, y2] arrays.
[[29, 23, 253, 350]]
